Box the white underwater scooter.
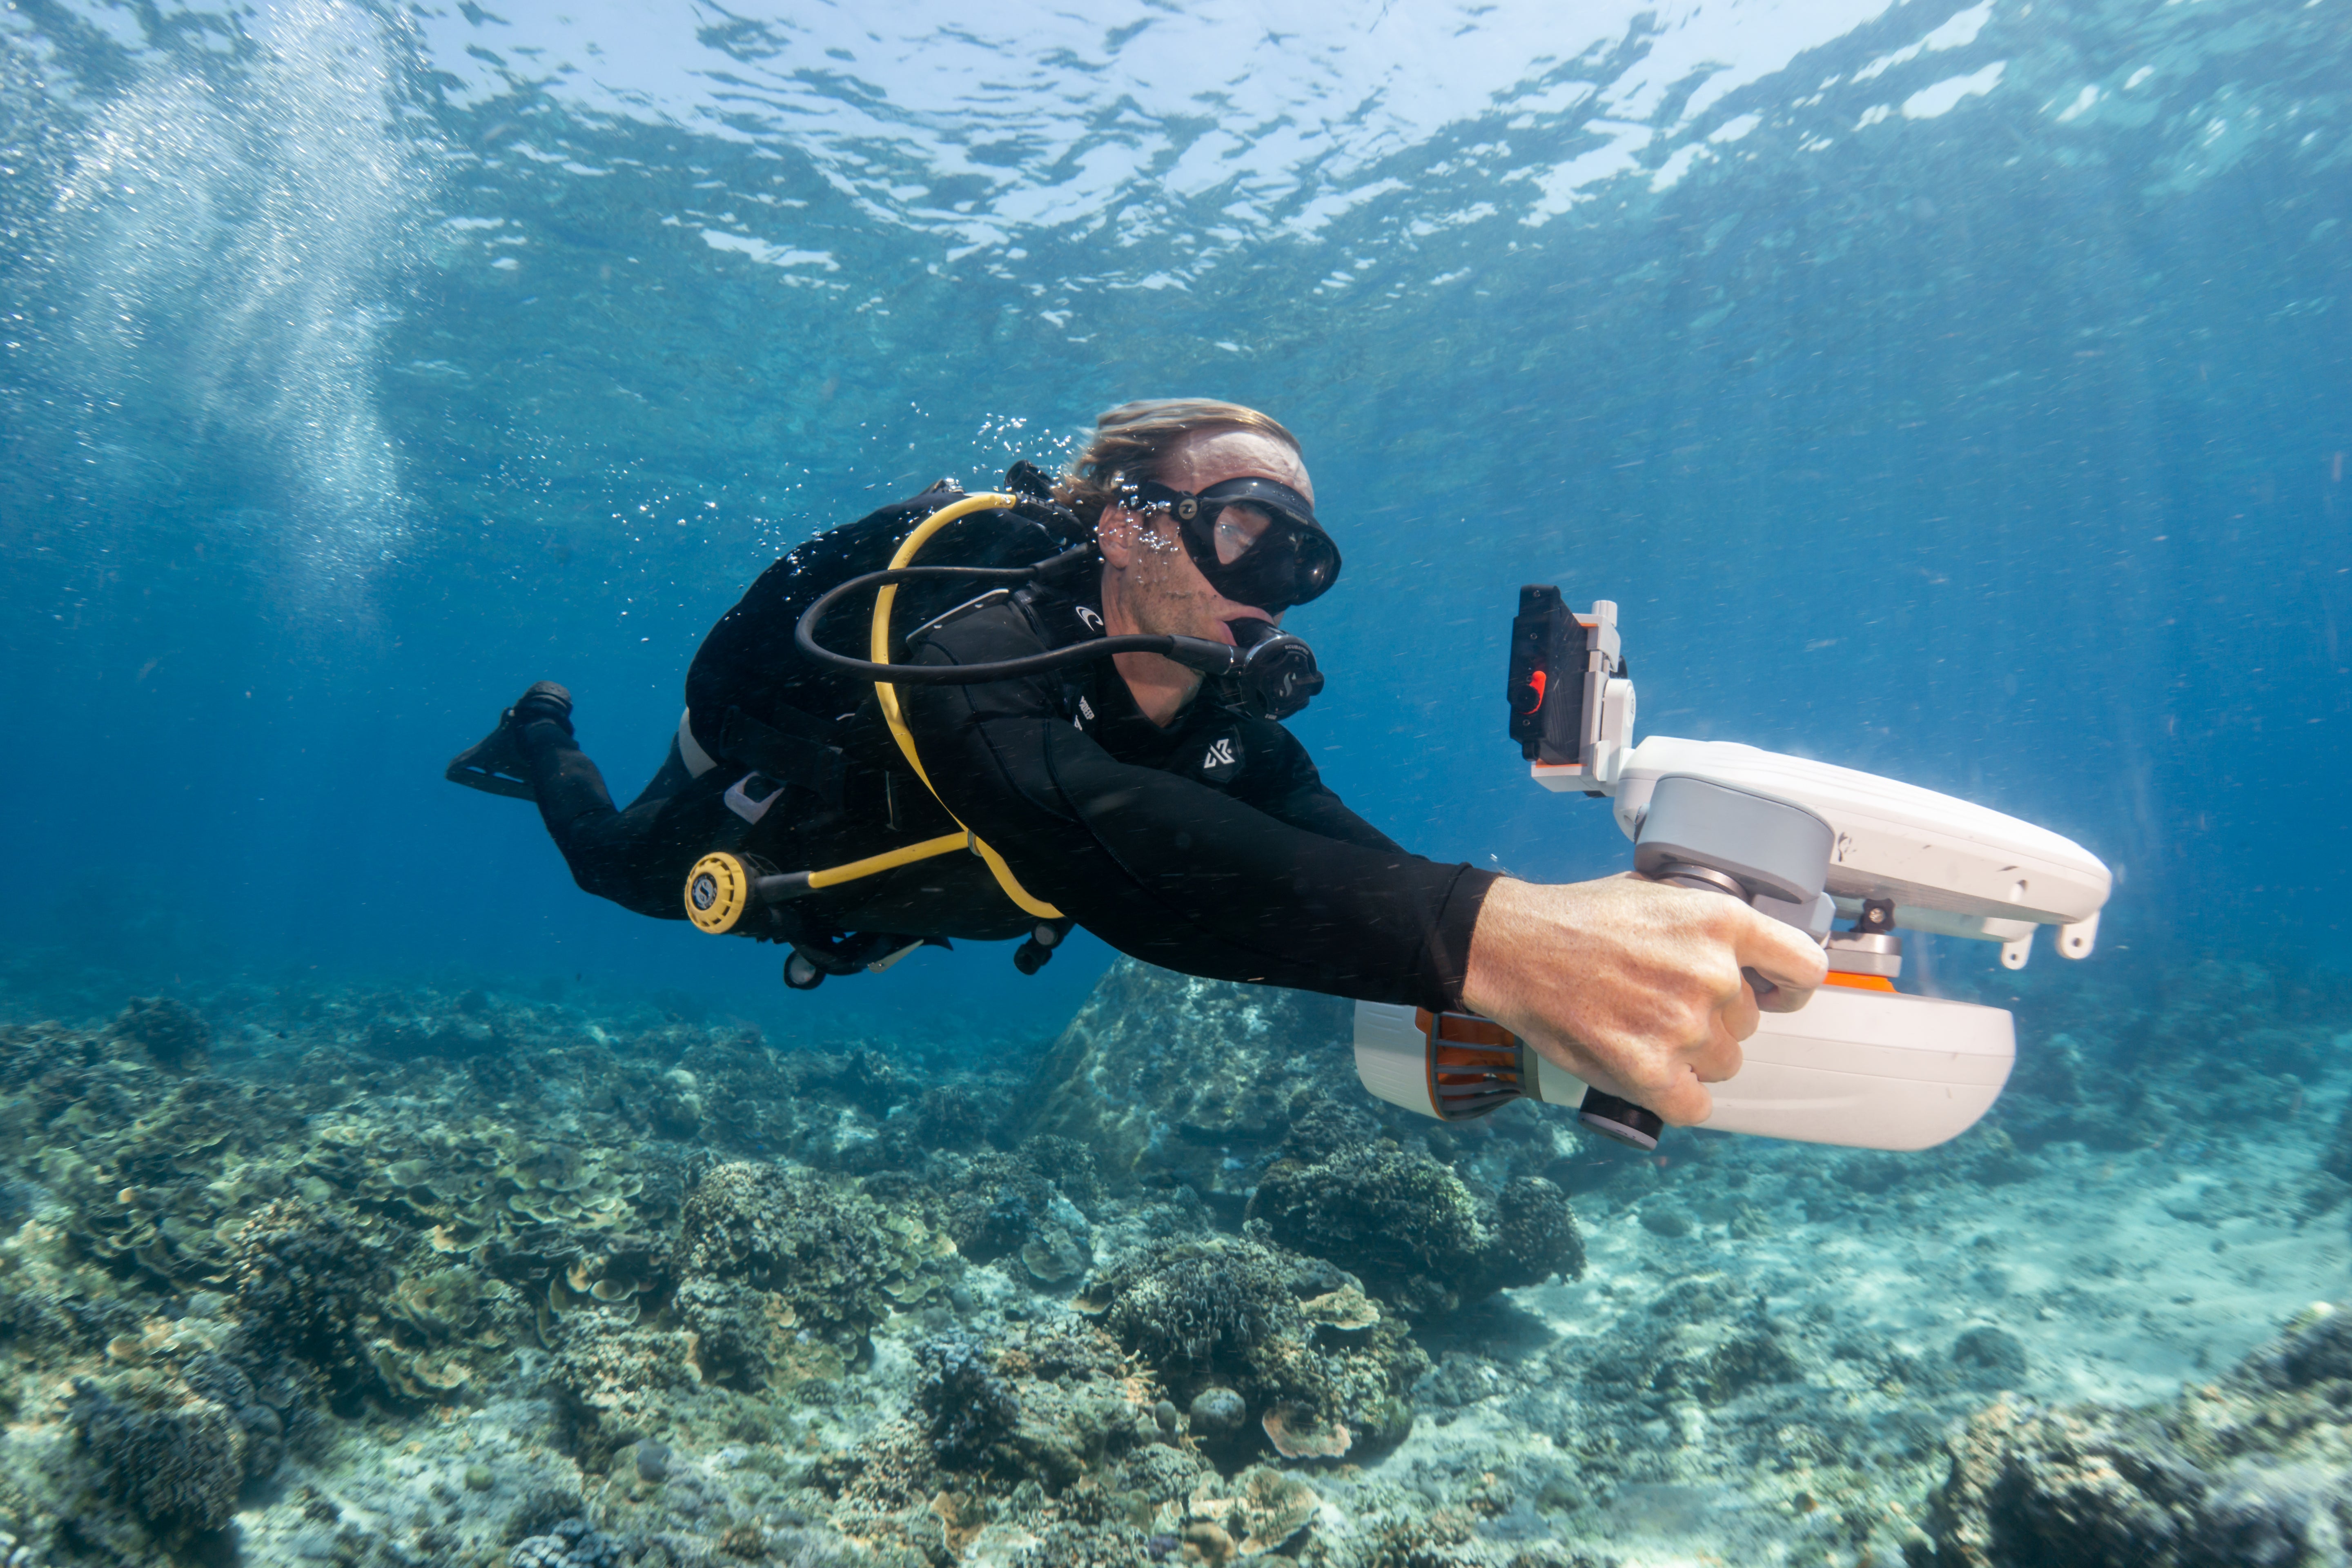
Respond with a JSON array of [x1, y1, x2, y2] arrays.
[[1353, 588, 2114, 1152]]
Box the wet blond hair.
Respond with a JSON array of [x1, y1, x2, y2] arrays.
[[1057, 398, 1300, 528]]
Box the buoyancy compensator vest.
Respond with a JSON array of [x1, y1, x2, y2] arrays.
[[683, 461, 1089, 802], [677, 463, 1094, 989]]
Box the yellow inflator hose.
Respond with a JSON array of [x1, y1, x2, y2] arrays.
[[687, 834, 976, 935], [684, 490, 1065, 934], [871, 493, 1064, 920]]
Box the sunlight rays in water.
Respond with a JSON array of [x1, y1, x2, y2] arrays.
[[51, 0, 427, 608]]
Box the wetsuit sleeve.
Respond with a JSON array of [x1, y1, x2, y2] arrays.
[[898, 612, 1498, 1010], [1225, 718, 1410, 856]]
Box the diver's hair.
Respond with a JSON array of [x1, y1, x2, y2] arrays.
[[1057, 398, 1300, 529]]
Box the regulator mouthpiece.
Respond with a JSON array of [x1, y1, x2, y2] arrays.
[[1220, 618, 1324, 721]]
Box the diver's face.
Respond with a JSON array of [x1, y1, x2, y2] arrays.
[[1101, 427, 1315, 646]]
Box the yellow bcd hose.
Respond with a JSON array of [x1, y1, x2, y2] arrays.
[[808, 832, 973, 889], [681, 490, 1066, 933], [686, 833, 973, 932], [871, 492, 1064, 920]]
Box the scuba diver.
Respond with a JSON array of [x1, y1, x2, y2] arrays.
[[447, 399, 1824, 1128]]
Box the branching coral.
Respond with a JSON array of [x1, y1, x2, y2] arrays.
[[70, 1381, 251, 1535], [227, 1198, 392, 1405], [918, 1335, 1021, 1468]]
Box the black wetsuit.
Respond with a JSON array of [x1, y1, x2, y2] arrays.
[[518, 478, 1498, 1011]]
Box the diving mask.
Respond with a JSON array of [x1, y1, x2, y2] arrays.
[[1124, 476, 1342, 612]]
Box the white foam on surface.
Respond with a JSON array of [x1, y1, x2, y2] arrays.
[[699, 229, 840, 270], [1903, 61, 2009, 120]]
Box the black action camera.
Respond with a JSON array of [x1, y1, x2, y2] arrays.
[[1506, 584, 1624, 774]]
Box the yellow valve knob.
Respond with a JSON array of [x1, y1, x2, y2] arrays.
[[684, 851, 756, 934]]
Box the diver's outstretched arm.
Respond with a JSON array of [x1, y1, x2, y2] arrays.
[[1459, 875, 1826, 1128]]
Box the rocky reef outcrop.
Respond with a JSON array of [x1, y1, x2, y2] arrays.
[[1920, 1301, 2352, 1568], [1021, 958, 1354, 1201], [1249, 1144, 1583, 1318]]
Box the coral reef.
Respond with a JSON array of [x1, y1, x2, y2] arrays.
[[1249, 1143, 1584, 1318], [543, 1161, 952, 1463], [912, 1321, 1151, 1488], [916, 1336, 1020, 1468], [673, 1161, 948, 1348], [1078, 1234, 1428, 1463], [809, 1317, 1207, 1562], [229, 1198, 395, 1406], [1022, 959, 1354, 1202], [508, 1516, 630, 1568], [1920, 1301, 2352, 1568], [0, 945, 2342, 1568], [1976, 959, 2348, 1169], [915, 1136, 1099, 1285], [1577, 1272, 1802, 1409], [108, 997, 212, 1074], [69, 1379, 254, 1534]]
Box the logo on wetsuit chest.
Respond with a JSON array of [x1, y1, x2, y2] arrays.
[[1198, 734, 1243, 784]]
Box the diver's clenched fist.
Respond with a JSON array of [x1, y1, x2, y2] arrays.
[[1458, 874, 1828, 1127]]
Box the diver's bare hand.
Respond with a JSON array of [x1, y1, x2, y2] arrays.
[[1457, 875, 1828, 1127]]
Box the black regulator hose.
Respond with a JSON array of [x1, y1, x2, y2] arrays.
[[793, 564, 1238, 683], [793, 559, 1326, 720]]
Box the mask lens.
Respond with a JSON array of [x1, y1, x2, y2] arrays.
[[1195, 516, 1338, 610], [1210, 506, 1272, 566]]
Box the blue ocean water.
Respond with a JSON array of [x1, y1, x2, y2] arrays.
[[12, 10, 2352, 1568], [2, 0, 2347, 1041]]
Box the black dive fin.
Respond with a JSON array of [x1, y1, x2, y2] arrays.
[[447, 681, 574, 800], [445, 715, 537, 799]]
